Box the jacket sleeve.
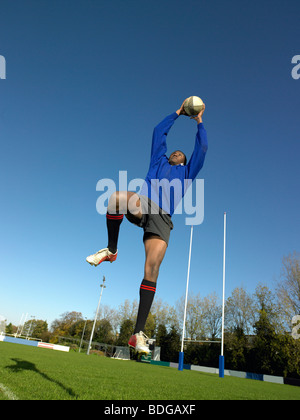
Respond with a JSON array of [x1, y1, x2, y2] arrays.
[[186, 123, 208, 180], [150, 112, 179, 165]]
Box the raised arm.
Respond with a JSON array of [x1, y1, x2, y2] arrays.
[[150, 99, 190, 164], [186, 104, 208, 180], [150, 112, 179, 164]]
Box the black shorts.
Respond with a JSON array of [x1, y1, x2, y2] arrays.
[[126, 195, 173, 246]]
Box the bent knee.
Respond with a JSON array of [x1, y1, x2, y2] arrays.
[[108, 191, 128, 213]]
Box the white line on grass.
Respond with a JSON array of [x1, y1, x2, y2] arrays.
[[0, 383, 19, 400]]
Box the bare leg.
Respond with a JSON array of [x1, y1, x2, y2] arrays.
[[87, 192, 144, 266], [108, 191, 143, 220], [143, 236, 167, 283], [133, 235, 167, 334]]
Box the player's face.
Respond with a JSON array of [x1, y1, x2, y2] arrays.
[[169, 150, 186, 166]]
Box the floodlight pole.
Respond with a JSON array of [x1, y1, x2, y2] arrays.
[[87, 276, 106, 355], [178, 225, 193, 371], [219, 212, 226, 378]]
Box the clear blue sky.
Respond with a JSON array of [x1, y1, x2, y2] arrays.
[[0, 0, 299, 327]]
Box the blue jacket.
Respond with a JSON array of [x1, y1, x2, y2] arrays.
[[140, 112, 208, 216]]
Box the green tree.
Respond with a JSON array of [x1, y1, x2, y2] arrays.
[[155, 323, 168, 347], [253, 283, 282, 332], [69, 319, 88, 339], [160, 325, 180, 363], [225, 327, 248, 371], [23, 319, 48, 340], [50, 311, 83, 343], [225, 287, 254, 335], [31, 320, 48, 340], [250, 309, 278, 374], [5, 323, 14, 334], [94, 319, 115, 344], [117, 319, 135, 346], [144, 312, 155, 338]]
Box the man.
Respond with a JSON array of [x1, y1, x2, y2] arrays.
[[86, 98, 208, 354]]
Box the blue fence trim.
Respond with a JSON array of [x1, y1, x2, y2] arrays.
[[246, 372, 264, 381], [2, 336, 39, 347], [150, 358, 299, 386]]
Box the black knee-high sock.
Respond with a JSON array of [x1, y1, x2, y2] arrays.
[[134, 279, 156, 334], [106, 212, 124, 254]]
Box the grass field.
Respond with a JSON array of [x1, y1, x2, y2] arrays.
[[0, 342, 300, 401]]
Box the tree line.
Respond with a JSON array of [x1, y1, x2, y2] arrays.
[[5, 252, 300, 378]]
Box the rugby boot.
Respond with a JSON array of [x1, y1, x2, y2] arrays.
[[86, 248, 117, 266]]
